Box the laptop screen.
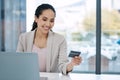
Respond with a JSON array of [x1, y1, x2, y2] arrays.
[[0, 52, 40, 80]]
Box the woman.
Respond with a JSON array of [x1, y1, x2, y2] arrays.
[[16, 3, 82, 75]]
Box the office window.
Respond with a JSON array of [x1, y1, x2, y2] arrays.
[[0, 0, 3, 51], [101, 0, 120, 73], [0, 0, 26, 51]]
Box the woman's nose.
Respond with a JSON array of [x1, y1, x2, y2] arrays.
[[46, 21, 51, 26]]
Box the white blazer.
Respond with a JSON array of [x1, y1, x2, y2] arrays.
[[16, 30, 69, 75]]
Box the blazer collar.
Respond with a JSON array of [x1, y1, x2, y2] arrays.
[[28, 30, 54, 53]]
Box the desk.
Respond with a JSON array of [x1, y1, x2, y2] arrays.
[[40, 72, 120, 80]]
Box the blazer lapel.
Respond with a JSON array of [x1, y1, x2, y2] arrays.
[[27, 30, 35, 52], [46, 31, 54, 72]]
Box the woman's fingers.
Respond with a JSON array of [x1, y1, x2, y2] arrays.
[[72, 56, 82, 65]]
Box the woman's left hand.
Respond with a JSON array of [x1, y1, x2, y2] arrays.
[[71, 56, 82, 66], [66, 56, 82, 72]]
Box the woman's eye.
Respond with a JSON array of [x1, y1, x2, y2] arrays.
[[50, 20, 54, 23], [43, 19, 47, 21], [50, 19, 54, 23]]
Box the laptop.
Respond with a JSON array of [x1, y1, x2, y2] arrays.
[[0, 52, 47, 80]]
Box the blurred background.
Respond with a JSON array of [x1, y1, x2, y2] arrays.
[[0, 0, 120, 74]]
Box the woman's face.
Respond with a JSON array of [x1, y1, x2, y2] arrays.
[[35, 9, 55, 34]]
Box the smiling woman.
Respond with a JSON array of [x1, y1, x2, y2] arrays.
[[17, 3, 82, 75]]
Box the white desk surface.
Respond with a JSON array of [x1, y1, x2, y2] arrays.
[[40, 72, 120, 80]]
